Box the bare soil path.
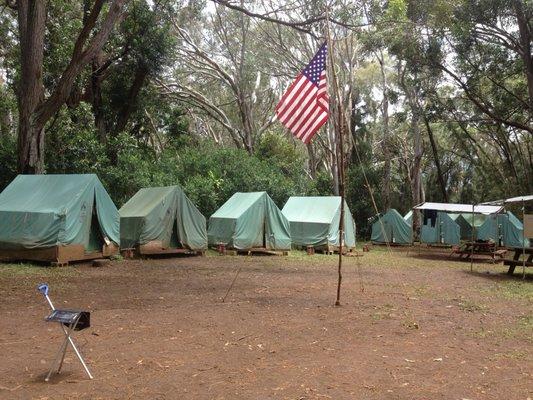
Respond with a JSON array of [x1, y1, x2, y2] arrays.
[[0, 249, 531, 399]]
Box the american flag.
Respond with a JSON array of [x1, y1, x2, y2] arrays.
[[275, 43, 329, 144]]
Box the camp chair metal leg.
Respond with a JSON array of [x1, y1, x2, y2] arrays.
[[45, 320, 93, 381], [67, 335, 93, 379], [59, 323, 93, 379], [45, 334, 70, 381], [56, 336, 70, 374]]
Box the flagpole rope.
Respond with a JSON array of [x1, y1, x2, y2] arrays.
[[326, 32, 392, 255]]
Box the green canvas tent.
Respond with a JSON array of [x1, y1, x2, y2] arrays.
[[208, 192, 291, 250], [281, 196, 356, 249], [119, 186, 207, 253], [448, 213, 486, 240], [0, 174, 119, 263], [404, 210, 412, 226], [477, 211, 529, 248], [420, 211, 460, 245], [371, 209, 412, 244]]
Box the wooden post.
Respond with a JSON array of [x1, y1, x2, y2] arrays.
[[325, 9, 345, 306]]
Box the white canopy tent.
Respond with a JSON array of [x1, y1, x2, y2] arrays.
[[480, 194, 533, 205], [413, 198, 531, 277], [413, 202, 503, 270], [413, 202, 502, 215], [481, 195, 533, 278]]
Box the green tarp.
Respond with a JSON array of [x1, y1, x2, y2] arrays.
[[477, 211, 529, 248], [119, 186, 207, 250], [420, 211, 460, 245], [371, 209, 412, 244], [448, 213, 486, 240], [208, 192, 291, 250], [281, 196, 356, 248], [0, 174, 119, 250]]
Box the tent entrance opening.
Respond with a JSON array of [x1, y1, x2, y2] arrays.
[[87, 203, 104, 252], [169, 219, 180, 249]]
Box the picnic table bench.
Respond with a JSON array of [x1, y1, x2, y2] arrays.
[[503, 247, 533, 275], [451, 241, 507, 262]]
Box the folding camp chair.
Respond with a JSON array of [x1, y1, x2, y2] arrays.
[[37, 284, 93, 381]]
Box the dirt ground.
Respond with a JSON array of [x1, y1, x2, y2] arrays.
[[0, 248, 531, 400]]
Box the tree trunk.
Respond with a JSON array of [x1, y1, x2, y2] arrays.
[[410, 105, 423, 235], [114, 64, 149, 135], [398, 62, 424, 237], [17, 0, 47, 173], [15, 0, 127, 173], [91, 57, 107, 142], [378, 53, 391, 209], [307, 142, 317, 179], [514, 0, 533, 109], [423, 113, 448, 202]]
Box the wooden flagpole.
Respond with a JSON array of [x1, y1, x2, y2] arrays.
[[325, 8, 346, 306]]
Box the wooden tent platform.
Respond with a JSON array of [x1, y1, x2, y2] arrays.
[[0, 243, 119, 266], [235, 248, 289, 256], [371, 242, 412, 247], [122, 241, 205, 258], [304, 245, 356, 255], [213, 245, 288, 256]]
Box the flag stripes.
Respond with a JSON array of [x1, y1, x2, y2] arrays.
[[275, 43, 329, 144]]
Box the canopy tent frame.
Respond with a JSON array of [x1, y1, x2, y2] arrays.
[[413, 202, 501, 270], [480, 195, 533, 278], [413, 199, 531, 275]]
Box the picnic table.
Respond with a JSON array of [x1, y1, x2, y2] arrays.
[[451, 241, 506, 262], [504, 247, 533, 275]]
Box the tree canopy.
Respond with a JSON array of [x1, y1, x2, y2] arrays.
[[0, 0, 531, 237]]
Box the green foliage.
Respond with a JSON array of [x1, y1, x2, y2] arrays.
[[176, 140, 311, 216], [346, 162, 382, 239], [29, 117, 321, 218], [0, 134, 17, 190], [46, 104, 108, 174]]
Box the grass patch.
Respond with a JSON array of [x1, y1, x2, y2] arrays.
[[491, 349, 529, 360], [110, 254, 124, 261], [0, 262, 77, 279], [502, 314, 533, 342], [456, 297, 487, 312], [472, 314, 533, 342], [489, 280, 533, 301], [475, 279, 533, 302], [287, 250, 334, 261], [370, 304, 397, 321]]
